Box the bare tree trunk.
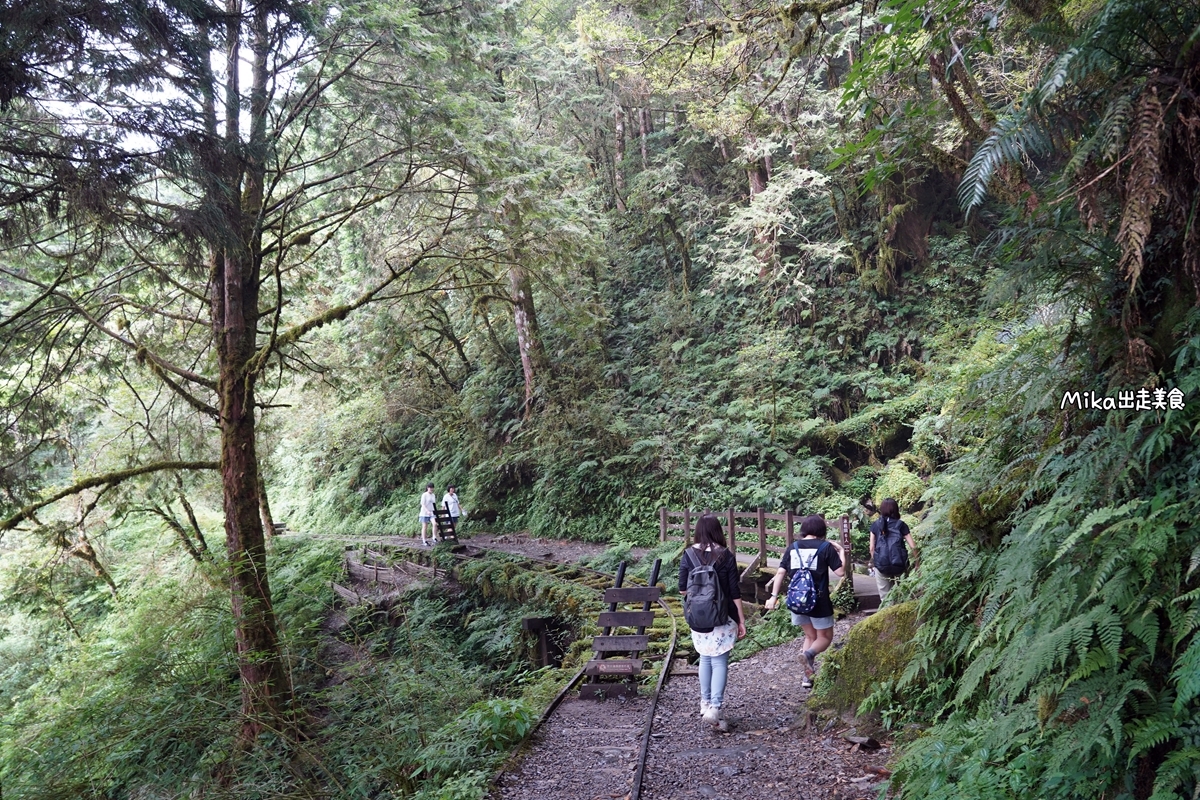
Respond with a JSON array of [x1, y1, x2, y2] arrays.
[[258, 469, 276, 537], [509, 262, 548, 418], [614, 105, 627, 211], [748, 162, 768, 197], [639, 106, 649, 169]]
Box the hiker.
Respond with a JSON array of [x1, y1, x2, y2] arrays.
[[441, 485, 463, 530], [418, 483, 437, 546], [870, 497, 917, 600], [764, 514, 845, 688], [678, 513, 746, 731]]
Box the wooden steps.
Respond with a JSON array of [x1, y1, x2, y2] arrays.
[[580, 564, 663, 700]]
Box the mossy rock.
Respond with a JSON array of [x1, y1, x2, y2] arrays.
[[873, 459, 925, 511], [807, 601, 919, 716], [947, 484, 1019, 549]]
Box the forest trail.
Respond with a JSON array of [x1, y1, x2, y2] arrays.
[[498, 611, 890, 800], [320, 531, 894, 799]]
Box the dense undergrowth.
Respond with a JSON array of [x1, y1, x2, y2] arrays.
[[0, 533, 573, 799]]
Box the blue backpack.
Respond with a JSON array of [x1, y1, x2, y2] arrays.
[[785, 541, 824, 614]]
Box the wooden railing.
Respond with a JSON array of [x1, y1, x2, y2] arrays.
[[659, 507, 852, 579]]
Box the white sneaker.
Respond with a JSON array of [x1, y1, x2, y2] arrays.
[[700, 701, 711, 717], [702, 704, 721, 727]]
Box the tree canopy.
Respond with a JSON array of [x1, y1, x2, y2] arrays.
[[1, 0, 1198, 796]]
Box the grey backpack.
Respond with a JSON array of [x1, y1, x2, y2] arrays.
[[683, 548, 729, 630]]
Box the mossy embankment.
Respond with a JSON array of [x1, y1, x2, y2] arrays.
[[808, 601, 919, 719]]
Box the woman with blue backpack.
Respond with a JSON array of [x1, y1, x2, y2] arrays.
[[679, 514, 747, 731], [764, 515, 845, 688], [870, 497, 918, 601]]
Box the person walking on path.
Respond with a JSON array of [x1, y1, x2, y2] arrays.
[[441, 485, 463, 530], [678, 513, 747, 732], [418, 483, 437, 546], [764, 514, 845, 688], [870, 497, 917, 601]]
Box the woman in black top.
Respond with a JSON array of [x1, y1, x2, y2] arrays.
[[870, 497, 918, 600], [764, 515, 845, 688], [678, 514, 746, 731]]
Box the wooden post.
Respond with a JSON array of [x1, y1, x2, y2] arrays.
[[659, 507, 667, 542], [683, 508, 692, 542], [785, 508, 795, 550], [839, 514, 852, 562], [726, 508, 735, 554], [757, 507, 767, 562]]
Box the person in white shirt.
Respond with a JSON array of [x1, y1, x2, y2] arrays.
[[441, 485, 462, 530], [419, 483, 437, 546]]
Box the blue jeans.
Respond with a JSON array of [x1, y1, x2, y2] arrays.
[[698, 652, 730, 708]]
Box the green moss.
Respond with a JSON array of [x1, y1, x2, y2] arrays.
[[807, 600, 919, 715], [874, 458, 925, 511], [947, 484, 1019, 549]]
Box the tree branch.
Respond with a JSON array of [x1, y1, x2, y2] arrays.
[[1, 461, 219, 532]]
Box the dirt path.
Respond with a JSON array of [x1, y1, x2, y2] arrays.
[[640, 615, 891, 800]]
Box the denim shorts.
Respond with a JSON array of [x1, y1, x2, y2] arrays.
[[419, 515, 433, 523], [791, 612, 835, 629]]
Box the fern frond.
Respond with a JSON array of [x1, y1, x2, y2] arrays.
[[1116, 86, 1167, 289], [1064, 646, 1117, 687], [1127, 612, 1160, 653], [1171, 637, 1200, 713], [953, 646, 996, 707], [1053, 502, 1136, 563], [1128, 714, 1176, 757], [1096, 608, 1123, 662], [1098, 93, 1134, 161], [1037, 48, 1078, 105], [958, 112, 1029, 212], [1147, 746, 1200, 800]]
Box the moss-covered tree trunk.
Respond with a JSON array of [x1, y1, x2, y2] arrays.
[[209, 1, 290, 743]]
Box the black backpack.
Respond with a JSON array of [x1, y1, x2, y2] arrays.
[[873, 517, 909, 577], [682, 547, 729, 630]]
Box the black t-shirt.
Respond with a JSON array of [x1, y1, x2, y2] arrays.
[[779, 538, 843, 618], [678, 545, 742, 632]]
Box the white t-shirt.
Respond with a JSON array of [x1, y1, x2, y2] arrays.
[[419, 490, 436, 516], [442, 492, 461, 517]]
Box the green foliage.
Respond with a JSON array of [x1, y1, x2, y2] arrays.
[[730, 605, 803, 662], [0, 530, 565, 799], [580, 539, 641, 573], [874, 457, 927, 511], [462, 698, 536, 751]]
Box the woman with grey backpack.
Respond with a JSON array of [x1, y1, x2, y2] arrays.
[[678, 514, 746, 731]]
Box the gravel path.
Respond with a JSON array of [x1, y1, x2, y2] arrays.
[[640, 615, 890, 800], [496, 693, 651, 800], [494, 614, 892, 800]]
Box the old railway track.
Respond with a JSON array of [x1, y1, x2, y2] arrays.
[[317, 534, 685, 800]]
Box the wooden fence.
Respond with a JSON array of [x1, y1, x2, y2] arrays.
[[659, 507, 853, 579]]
